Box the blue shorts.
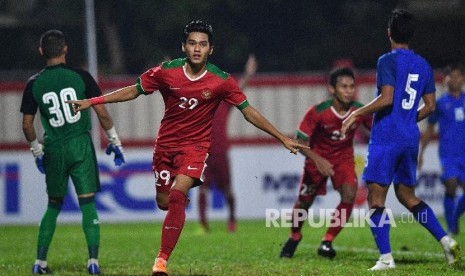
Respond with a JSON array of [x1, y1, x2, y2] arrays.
[[363, 143, 418, 186], [440, 157, 465, 183]]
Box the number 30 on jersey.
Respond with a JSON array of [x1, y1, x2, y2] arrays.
[[43, 88, 81, 127]]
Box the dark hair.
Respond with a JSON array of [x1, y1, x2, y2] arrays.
[[329, 67, 355, 88], [388, 9, 415, 44], [444, 62, 465, 76], [40, 29, 66, 58], [183, 20, 214, 45]]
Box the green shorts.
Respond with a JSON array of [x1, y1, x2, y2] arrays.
[[43, 133, 101, 197]]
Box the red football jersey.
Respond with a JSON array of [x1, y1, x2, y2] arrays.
[[210, 102, 231, 154], [297, 100, 372, 165], [136, 58, 247, 151]]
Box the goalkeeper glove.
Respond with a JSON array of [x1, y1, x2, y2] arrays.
[[105, 127, 125, 166], [30, 139, 45, 174]]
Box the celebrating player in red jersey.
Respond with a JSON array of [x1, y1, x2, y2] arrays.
[[67, 20, 307, 276], [280, 67, 372, 259]]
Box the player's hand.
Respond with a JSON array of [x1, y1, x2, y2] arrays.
[[244, 54, 258, 77], [106, 140, 125, 166], [30, 143, 45, 174], [314, 156, 335, 177], [35, 155, 45, 174], [341, 112, 357, 136], [282, 138, 310, 155], [65, 99, 92, 114]]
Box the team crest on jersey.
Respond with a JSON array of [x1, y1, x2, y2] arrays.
[[201, 89, 212, 99]]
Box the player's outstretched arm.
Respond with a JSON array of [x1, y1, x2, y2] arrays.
[[342, 85, 394, 135], [67, 85, 140, 114], [240, 105, 309, 154]]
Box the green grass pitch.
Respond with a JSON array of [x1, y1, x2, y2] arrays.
[[1, 218, 464, 275]]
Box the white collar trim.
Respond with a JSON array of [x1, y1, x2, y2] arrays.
[[183, 65, 208, 81], [330, 106, 351, 119]]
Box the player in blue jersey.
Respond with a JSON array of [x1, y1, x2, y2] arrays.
[[419, 63, 465, 235], [342, 9, 460, 270]]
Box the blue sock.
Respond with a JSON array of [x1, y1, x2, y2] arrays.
[[411, 201, 447, 241], [453, 194, 465, 232], [443, 195, 456, 232], [369, 207, 391, 254]]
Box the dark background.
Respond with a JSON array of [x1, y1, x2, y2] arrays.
[[1, 0, 464, 77]]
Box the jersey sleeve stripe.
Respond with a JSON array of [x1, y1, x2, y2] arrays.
[[296, 130, 309, 141], [236, 100, 249, 110], [136, 78, 146, 95]]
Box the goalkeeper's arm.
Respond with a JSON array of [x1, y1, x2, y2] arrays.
[[92, 104, 125, 166], [22, 114, 45, 174]]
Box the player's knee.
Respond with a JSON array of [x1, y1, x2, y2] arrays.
[[78, 194, 95, 206], [48, 196, 64, 210], [339, 184, 357, 203], [395, 193, 418, 209], [156, 193, 169, 211], [296, 199, 312, 209], [341, 192, 356, 204], [157, 204, 168, 211]]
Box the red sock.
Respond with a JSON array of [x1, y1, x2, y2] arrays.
[[290, 201, 308, 241], [323, 202, 354, 242], [157, 189, 186, 261], [198, 188, 208, 228]]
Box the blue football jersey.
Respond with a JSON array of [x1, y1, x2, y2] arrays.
[[428, 92, 465, 158], [369, 49, 436, 146]]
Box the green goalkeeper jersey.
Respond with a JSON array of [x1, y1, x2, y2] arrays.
[[20, 63, 101, 145]]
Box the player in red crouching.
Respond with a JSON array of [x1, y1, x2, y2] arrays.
[[280, 67, 372, 259]]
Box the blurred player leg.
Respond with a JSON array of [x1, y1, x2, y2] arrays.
[[198, 184, 209, 232], [215, 157, 235, 232], [223, 186, 236, 232], [453, 193, 465, 234], [443, 179, 458, 233]]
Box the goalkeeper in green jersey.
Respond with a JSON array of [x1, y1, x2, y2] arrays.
[[20, 29, 125, 275]]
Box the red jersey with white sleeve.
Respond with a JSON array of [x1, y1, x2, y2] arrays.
[[136, 58, 248, 151], [297, 100, 372, 166]]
